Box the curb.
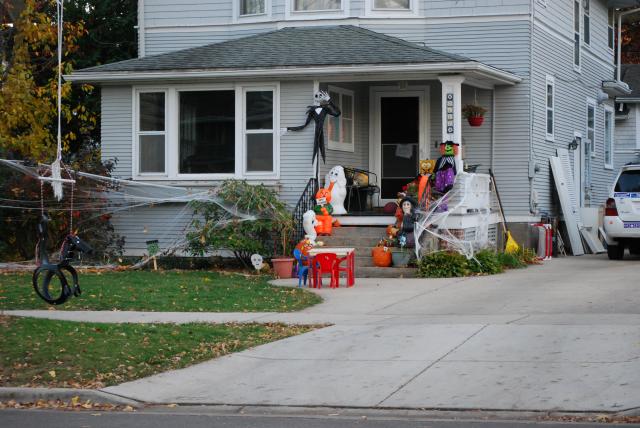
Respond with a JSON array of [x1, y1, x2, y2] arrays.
[[0, 387, 142, 408]]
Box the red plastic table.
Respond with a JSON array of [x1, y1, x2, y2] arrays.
[[308, 247, 355, 287]]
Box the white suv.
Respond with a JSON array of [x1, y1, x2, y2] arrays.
[[603, 164, 640, 260]]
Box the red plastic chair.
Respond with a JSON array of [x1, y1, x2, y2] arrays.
[[313, 253, 338, 288], [334, 255, 350, 288]]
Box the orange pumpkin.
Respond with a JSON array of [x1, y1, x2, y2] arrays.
[[371, 246, 392, 267]]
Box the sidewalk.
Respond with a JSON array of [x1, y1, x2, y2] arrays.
[[3, 255, 640, 413]]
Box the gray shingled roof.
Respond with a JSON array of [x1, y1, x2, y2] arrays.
[[621, 64, 640, 100], [76, 25, 470, 74]]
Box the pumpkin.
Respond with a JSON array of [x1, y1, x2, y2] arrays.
[[371, 246, 392, 267]]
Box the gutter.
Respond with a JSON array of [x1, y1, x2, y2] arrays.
[[65, 62, 522, 86]]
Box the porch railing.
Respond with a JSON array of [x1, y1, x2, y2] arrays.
[[292, 177, 318, 243]]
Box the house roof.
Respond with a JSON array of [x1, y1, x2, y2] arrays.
[[619, 64, 640, 102], [66, 25, 521, 86]]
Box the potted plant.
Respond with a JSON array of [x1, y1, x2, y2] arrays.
[[390, 237, 413, 268], [271, 214, 296, 279], [462, 104, 488, 127]]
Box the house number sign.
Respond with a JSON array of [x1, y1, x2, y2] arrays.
[[446, 93, 454, 134]]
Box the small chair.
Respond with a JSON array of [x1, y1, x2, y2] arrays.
[[293, 249, 309, 287], [312, 253, 338, 288], [333, 255, 350, 288]]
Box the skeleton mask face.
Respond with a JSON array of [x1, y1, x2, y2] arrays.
[[314, 90, 331, 106], [250, 254, 264, 271]]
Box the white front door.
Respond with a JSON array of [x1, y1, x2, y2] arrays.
[[371, 89, 429, 203]]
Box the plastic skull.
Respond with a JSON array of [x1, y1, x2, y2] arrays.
[[250, 254, 264, 271], [314, 90, 331, 106]]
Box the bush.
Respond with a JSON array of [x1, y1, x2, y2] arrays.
[[187, 180, 294, 269], [417, 251, 469, 278], [497, 251, 527, 269], [468, 250, 504, 275]]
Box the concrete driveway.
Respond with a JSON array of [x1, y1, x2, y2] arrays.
[[98, 254, 640, 412]]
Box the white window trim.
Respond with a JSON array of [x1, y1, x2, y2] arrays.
[[242, 85, 280, 176], [285, 0, 349, 20], [364, 0, 419, 17], [132, 83, 280, 181], [586, 97, 596, 157], [583, 0, 590, 46], [327, 85, 355, 153], [133, 88, 169, 177], [608, 9, 615, 52], [604, 104, 614, 170], [233, 0, 272, 23], [573, 0, 581, 72], [636, 105, 640, 151], [546, 75, 555, 142]]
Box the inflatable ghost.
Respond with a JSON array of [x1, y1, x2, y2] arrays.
[[302, 210, 318, 243], [325, 165, 347, 215]]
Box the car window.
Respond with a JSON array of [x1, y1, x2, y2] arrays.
[[614, 170, 640, 192]]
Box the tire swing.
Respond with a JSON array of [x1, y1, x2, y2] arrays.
[[33, 176, 93, 306]]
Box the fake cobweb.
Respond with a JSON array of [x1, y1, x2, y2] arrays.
[[413, 172, 501, 260], [0, 159, 259, 268]]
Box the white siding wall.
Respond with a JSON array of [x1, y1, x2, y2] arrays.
[[101, 86, 133, 178], [531, 0, 616, 213], [614, 105, 640, 173]]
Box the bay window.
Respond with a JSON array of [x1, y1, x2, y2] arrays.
[[137, 92, 166, 174], [293, 0, 341, 11], [135, 85, 278, 179]]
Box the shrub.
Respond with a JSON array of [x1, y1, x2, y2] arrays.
[[187, 180, 294, 269], [516, 247, 540, 265], [497, 251, 527, 269], [467, 250, 504, 275], [417, 251, 469, 278]]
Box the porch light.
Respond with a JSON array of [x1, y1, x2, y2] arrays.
[[568, 137, 580, 151]]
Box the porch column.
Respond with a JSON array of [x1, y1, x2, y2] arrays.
[[438, 75, 465, 171]]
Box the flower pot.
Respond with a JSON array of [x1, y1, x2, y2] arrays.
[[371, 246, 392, 267], [272, 257, 294, 279], [468, 116, 484, 127], [391, 249, 412, 268]]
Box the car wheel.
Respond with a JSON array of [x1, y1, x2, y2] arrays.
[[607, 244, 625, 260], [629, 242, 640, 255]]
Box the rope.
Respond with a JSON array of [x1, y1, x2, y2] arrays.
[[51, 0, 64, 201]]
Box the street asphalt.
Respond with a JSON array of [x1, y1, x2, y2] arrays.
[[3, 254, 640, 414]]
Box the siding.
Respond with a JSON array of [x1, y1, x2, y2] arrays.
[[279, 80, 317, 206], [144, 0, 233, 27], [461, 86, 493, 175], [101, 86, 133, 178], [531, 0, 617, 214], [614, 105, 640, 173]]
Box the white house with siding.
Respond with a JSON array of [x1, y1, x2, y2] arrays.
[[67, 0, 632, 256], [615, 64, 640, 170]]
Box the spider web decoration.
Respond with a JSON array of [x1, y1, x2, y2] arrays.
[[0, 159, 262, 268], [413, 172, 501, 260]]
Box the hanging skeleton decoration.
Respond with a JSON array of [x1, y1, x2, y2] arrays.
[[287, 90, 341, 179]]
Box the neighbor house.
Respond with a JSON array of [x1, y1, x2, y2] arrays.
[[67, 0, 631, 256], [615, 64, 640, 170]]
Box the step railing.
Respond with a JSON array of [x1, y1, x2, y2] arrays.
[[292, 177, 318, 243]]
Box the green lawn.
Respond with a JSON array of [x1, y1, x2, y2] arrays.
[[0, 271, 321, 312], [0, 316, 317, 388]]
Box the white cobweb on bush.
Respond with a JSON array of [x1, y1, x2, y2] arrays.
[[414, 172, 500, 260]]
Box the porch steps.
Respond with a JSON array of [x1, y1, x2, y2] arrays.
[[318, 226, 417, 278]]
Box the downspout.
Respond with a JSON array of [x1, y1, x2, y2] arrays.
[[528, 0, 536, 216], [490, 88, 495, 172]]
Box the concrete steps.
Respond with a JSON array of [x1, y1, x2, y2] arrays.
[[317, 226, 417, 277]]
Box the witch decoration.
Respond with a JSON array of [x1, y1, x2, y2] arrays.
[[287, 90, 341, 179], [433, 140, 459, 194], [397, 196, 418, 248]]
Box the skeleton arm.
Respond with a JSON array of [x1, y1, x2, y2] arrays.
[[287, 107, 314, 131], [325, 100, 341, 118]]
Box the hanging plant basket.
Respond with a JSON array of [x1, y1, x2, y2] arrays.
[[467, 116, 485, 127]]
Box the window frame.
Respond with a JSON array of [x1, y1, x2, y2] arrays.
[[132, 83, 279, 181], [604, 105, 614, 170], [608, 9, 615, 51], [286, 0, 348, 19], [586, 97, 596, 157], [234, 0, 271, 23], [134, 88, 168, 177], [546, 75, 555, 142], [365, 0, 418, 16], [573, 0, 581, 72], [242, 86, 279, 176], [327, 85, 355, 153]]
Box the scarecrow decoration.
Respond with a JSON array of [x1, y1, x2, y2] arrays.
[[287, 90, 341, 180]]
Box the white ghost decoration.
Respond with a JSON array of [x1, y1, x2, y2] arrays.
[[302, 210, 318, 243], [250, 254, 264, 271], [325, 165, 348, 215]]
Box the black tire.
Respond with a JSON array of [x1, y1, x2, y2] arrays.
[[607, 244, 625, 260], [32, 267, 71, 305], [629, 243, 640, 256]]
